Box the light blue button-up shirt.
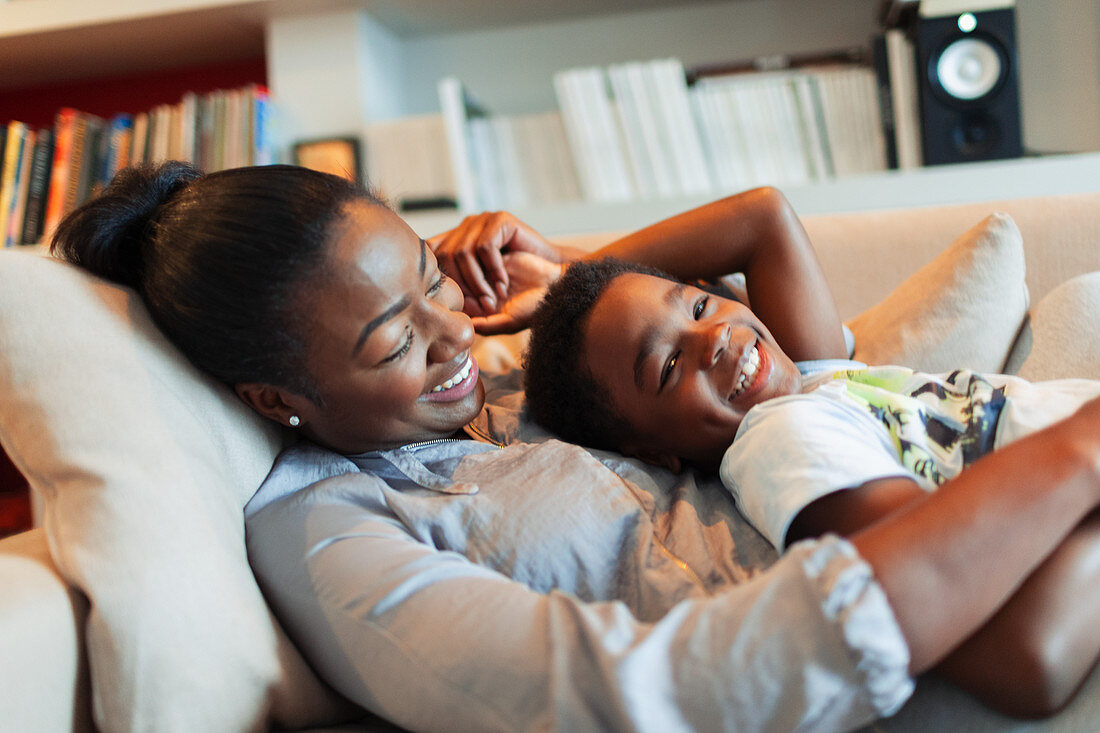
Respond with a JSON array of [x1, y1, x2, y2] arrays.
[[244, 373, 912, 732]]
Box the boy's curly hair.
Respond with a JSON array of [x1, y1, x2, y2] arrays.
[[523, 257, 675, 451]]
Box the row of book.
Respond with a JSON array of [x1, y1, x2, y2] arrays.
[[436, 57, 890, 212], [0, 84, 274, 248]]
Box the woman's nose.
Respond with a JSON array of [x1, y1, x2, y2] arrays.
[[425, 302, 474, 364]]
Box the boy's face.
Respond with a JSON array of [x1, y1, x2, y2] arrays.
[[583, 273, 801, 469]]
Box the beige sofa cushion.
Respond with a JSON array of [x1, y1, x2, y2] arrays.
[[846, 213, 1029, 373], [1006, 271, 1100, 381], [0, 252, 353, 732]]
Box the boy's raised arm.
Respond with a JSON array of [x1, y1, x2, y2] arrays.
[[431, 189, 846, 360], [589, 187, 846, 361]]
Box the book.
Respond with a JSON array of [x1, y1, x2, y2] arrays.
[[608, 63, 658, 198], [650, 58, 712, 195], [7, 127, 35, 248], [871, 33, 899, 169], [363, 114, 457, 211], [790, 74, 833, 180], [131, 112, 149, 166], [553, 67, 633, 203], [20, 129, 53, 245], [885, 29, 923, 169], [438, 77, 484, 213], [43, 107, 79, 240], [250, 85, 274, 166], [0, 122, 28, 248], [74, 114, 104, 206], [625, 62, 678, 198]]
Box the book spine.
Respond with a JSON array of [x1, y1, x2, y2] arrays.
[[43, 108, 77, 241], [886, 29, 923, 169], [871, 34, 899, 170], [68, 114, 93, 211], [0, 122, 25, 247], [608, 63, 657, 199], [7, 128, 35, 248], [251, 85, 273, 166], [437, 77, 480, 212], [21, 129, 53, 245]]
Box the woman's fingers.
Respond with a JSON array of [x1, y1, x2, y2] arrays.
[[432, 214, 509, 305]]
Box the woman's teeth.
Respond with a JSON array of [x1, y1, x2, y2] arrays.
[[731, 344, 760, 398], [431, 357, 473, 393]]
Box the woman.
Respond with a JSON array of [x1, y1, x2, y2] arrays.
[[54, 162, 1100, 731]]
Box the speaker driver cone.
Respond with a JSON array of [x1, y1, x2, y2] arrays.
[[935, 37, 1003, 100]]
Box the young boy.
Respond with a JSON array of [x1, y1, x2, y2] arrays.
[[525, 256, 1100, 544], [522, 243, 1100, 719]]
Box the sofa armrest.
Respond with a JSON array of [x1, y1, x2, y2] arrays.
[[0, 528, 93, 732]]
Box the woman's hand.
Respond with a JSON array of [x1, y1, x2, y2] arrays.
[[429, 212, 564, 317], [471, 251, 563, 334]]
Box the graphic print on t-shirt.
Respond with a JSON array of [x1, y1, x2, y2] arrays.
[[831, 367, 1007, 486]]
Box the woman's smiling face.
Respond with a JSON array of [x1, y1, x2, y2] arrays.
[[293, 201, 484, 453], [582, 273, 802, 468]]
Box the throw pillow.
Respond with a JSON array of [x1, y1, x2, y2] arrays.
[[847, 212, 1028, 373], [0, 252, 355, 732], [1004, 271, 1100, 381]]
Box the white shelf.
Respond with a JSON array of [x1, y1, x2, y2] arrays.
[[0, 0, 372, 90], [0, 0, 758, 92], [4, 0, 1098, 241], [404, 152, 1100, 238]]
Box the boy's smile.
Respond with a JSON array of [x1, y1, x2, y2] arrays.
[[582, 273, 802, 469]]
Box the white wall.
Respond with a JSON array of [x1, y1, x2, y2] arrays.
[[400, 0, 878, 115], [266, 10, 406, 143], [1017, 0, 1100, 154]]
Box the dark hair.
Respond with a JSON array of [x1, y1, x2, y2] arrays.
[[52, 162, 385, 401], [524, 257, 674, 451]]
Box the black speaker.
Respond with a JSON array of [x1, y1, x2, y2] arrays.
[[916, 2, 1022, 165]]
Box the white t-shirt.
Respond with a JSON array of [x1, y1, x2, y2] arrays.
[[720, 364, 1100, 551]]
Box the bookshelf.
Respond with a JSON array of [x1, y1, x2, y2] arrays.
[[2, 0, 1099, 240]]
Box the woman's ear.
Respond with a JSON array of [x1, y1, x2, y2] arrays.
[[621, 443, 683, 474], [235, 383, 308, 428]]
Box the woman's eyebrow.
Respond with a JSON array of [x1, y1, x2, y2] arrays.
[[351, 240, 429, 358], [352, 295, 411, 357]]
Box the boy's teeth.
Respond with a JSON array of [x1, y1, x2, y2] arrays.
[[731, 345, 760, 398], [431, 358, 472, 392]]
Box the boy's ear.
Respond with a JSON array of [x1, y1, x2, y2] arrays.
[[235, 382, 309, 427], [621, 443, 683, 474]]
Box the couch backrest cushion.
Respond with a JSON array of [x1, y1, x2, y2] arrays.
[[804, 192, 1100, 320], [0, 251, 353, 731]]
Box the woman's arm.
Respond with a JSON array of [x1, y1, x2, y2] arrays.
[[247, 473, 916, 732], [790, 400, 1100, 715], [790, 478, 1100, 716], [936, 509, 1100, 717]]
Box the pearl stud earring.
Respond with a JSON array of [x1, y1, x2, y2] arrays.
[[289, 415, 300, 427]]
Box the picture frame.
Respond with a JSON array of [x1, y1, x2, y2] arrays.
[[293, 136, 363, 184]]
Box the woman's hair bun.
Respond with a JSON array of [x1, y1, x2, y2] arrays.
[[51, 161, 203, 290]]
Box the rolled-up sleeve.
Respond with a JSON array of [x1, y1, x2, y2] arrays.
[[246, 475, 913, 733]]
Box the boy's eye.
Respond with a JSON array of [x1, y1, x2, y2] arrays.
[[380, 325, 414, 364], [659, 351, 680, 391], [693, 295, 709, 319]]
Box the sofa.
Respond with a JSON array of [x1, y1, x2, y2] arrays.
[[2, 191, 1100, 732]]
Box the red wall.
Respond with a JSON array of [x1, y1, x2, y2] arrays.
[[0, 56, 267, 129]]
